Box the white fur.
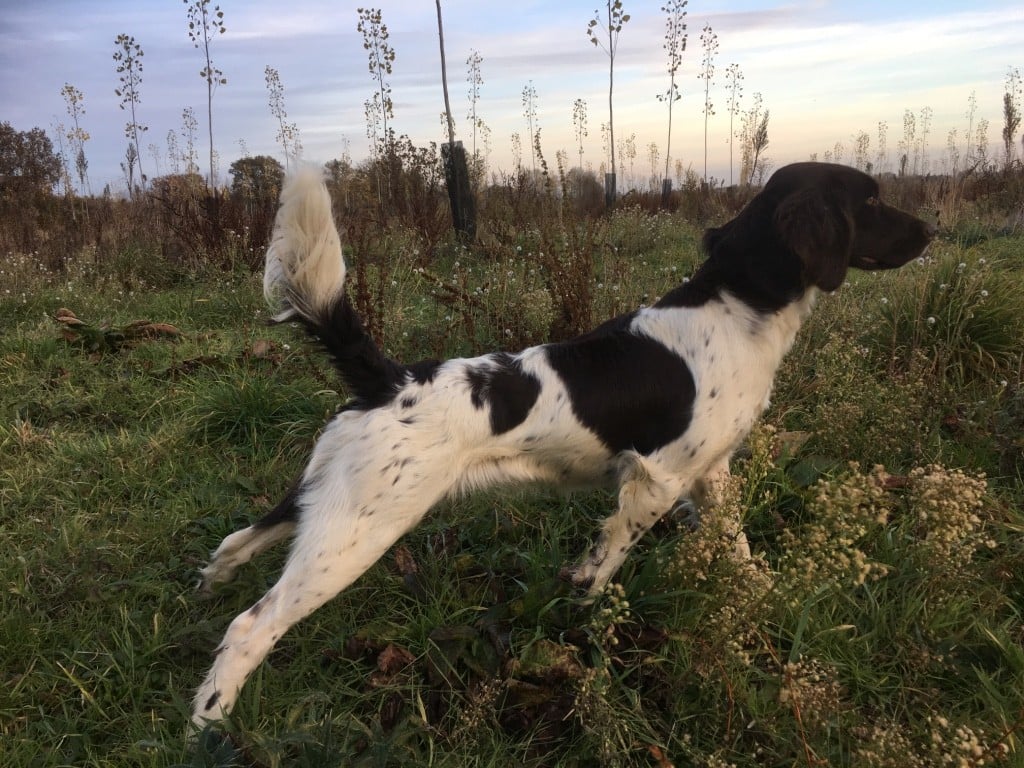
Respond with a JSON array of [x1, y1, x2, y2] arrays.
[[263, 165, 346, 323]]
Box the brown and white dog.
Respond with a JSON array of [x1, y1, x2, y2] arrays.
[[192, 162, 934, 726]]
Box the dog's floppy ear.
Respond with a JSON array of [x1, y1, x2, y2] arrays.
[[773, 188, 851, 292]]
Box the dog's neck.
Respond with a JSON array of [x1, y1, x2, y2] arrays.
[[721, 287, 817, 363], [636, 286, 817, 376]]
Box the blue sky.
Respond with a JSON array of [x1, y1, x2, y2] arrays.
[[2, 0, 1021, 192]]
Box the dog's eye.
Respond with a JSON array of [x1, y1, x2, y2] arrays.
[[866, 196, 881, 207]]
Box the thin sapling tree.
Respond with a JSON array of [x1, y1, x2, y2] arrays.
[[436, 0, 455, 148], [587, 0, 629, 202], [657, 0, 687, 197]]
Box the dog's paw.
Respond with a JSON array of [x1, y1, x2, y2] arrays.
[[558, 538, 610, 595], [197, 561, 229, 594], [670, 499, 701, 531], [557, 564, 596, 593]]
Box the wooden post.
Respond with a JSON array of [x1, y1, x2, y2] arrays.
[[605, 172, 617, 208], [443, 141, 476, 240], [436, 1, 475, 239]]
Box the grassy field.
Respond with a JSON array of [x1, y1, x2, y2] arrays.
[[1, 206, 1023, 767]]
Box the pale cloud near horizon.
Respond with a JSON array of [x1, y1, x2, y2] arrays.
[[2, 1, 1020, 190]]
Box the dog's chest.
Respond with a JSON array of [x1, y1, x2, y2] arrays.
[[634, 295, 808, 455]]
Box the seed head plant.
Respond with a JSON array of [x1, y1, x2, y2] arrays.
[[510, 131, 522, 174], [854, 716, 1008, 767], [697, 24, 718, 183], [1002, 66, 1021, 168], [182, 0, 227, 187], [903, 464, 989, 578], [357, 7, 395, 150], [657, 0, 687, 185], [180, 106, 199, 175], [49, 120, 74, 201], [646, 141, 659, 188], [60, 83, 90, 194], [724, 63, 743, 185], [521, 80, 539, 176], [918, 105, 933, 174], [113, 33, 147, 195], [357, 7, 395, 207], [831, 140, 845, 165], [147, 142, 160, 178], [364, 99, 380, 162], [779, 657, 844, 734], [777, 463, 892, 600], [946, 127, 961, 176], [466, 48, 483, 159], [854, 130, 870, 172], [572, 97, 588, 169], [964, 90, 979, 167], [165, 129, 180, 175], [738, 92, 769, 185], [876, 119, 889, 173], [974, 117, 991, 166], [264, 65, 301, 170], [899, 108, 916, 176]]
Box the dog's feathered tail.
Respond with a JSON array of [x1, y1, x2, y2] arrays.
[[264, 166, 346, 324], [263, 166, 410, 407]]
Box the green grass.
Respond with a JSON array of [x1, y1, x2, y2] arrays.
[[1, 222, 1022, 767]]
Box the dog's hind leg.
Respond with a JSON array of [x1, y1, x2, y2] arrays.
[[199, 484, 301, 591], [191, 450, 454, 727], [562, 451, 684, 595]]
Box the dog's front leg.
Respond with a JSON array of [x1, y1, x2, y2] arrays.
[[561, 452, 683, 595], [683, 459, 750, 560]]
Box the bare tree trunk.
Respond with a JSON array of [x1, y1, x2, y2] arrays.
[[436, 0, 455, 147]]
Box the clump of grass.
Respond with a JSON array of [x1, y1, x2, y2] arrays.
[[873, 244, 1024, 384], [186, 370, 330, 454], [779, 331, 937, 467]]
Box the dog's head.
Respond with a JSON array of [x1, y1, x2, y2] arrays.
[[766, 162, 935, 291]]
